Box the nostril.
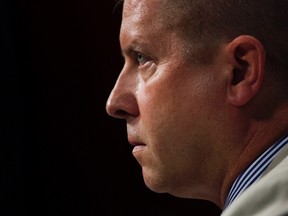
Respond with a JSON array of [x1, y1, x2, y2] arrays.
[[115, 109, 129, 118]]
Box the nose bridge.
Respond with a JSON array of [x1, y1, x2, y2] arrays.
[[106, 67, 138, 119]]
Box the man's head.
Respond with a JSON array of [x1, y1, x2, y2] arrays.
[[107, 0, 288, 208]]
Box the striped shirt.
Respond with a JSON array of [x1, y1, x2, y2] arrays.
[[224, 134, 288, 208]]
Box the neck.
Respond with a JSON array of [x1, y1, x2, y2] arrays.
[[219, 104, 288, 208]]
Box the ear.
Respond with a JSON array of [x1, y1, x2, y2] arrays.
[[226, 35, 266, 107]]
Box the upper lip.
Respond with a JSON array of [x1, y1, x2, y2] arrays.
[[128, 138, 145, 146]]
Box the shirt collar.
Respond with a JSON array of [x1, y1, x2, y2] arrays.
[[224, 134, 288, 209]]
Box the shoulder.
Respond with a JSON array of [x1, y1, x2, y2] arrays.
[[221, 146, 288, 216]]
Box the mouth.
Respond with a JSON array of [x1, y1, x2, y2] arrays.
[[128, 140, 146, 153], [132, 144, 146, 153]]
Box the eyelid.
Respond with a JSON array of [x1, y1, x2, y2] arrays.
[[121, 47, 156, 67], [137, 52, 150, 65]]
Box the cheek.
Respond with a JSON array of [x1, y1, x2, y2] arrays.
[[138, 76, 208, 148], [139, 87, 210, 179], [137, 68, 221, 151]]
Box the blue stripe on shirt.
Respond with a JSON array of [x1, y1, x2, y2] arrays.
[[224, 134, 288, 208]]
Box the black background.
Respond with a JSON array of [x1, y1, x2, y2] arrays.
[[1, 0, 221, 215]]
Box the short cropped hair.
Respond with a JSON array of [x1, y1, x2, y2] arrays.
[[163, 1, 288, 71]]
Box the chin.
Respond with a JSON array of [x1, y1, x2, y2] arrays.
[[142, 171, 168, 194]]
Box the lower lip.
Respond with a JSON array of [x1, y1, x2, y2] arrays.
[[132, 145, 146, 153]]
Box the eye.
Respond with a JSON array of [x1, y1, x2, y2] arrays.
[[137, 52, 149, 66]]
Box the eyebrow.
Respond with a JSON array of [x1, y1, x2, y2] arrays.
[[121, 39, 151, 57], [121, 45, 135, 58]]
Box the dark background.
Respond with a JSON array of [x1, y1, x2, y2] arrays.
[[1, 0, 221, 215]]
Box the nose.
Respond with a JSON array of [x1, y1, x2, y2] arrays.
[[106, 72, 140, 120]]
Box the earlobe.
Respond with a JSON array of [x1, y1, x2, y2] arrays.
[[226, 35, 266, 107]]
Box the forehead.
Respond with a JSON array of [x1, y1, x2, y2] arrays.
[[122, 0, 164, 20], [121, 0, 169, 42], [121, 0, 163, 43], [120, 0, 187, 61]]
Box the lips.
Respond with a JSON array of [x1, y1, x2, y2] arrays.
[[129, 140, 146, 147], [129, 140, 144, 146], [132, 144, 146, 153], [128, 139, 146, 153]]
